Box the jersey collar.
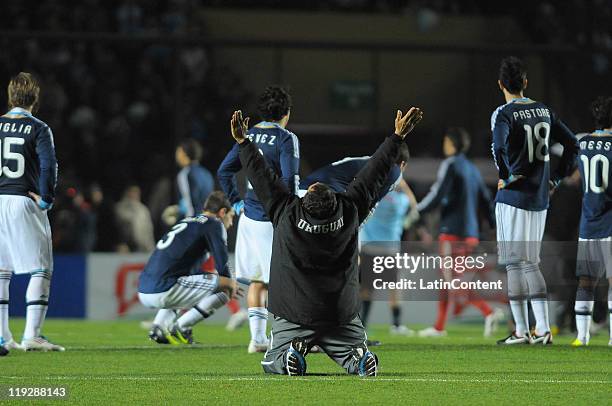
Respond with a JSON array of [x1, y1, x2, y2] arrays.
[[508, 97, 532, 104], [593, 129, 612, 136], [5, 107, 32, 117], [255, 121, 283, 129]]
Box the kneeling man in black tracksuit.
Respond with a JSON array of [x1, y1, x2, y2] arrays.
[[229, 107, 423, 377]]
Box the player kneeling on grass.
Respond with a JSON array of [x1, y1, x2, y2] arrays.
[[230, 106, 423, 377], [138, 191, 242, 344]]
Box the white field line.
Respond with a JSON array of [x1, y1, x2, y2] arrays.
[[0, 375, 609, 385], [62, 345, 238, 350]]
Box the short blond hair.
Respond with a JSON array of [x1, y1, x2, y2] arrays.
[[8, 72, 40, 110]]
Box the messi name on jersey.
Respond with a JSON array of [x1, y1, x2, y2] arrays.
[[580, 138, 612, 152]]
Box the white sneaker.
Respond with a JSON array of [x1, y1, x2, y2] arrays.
[[608, 339, 612, 347], [247, 339, 269, 354], [21, 337, 65, 352], [497, 332, 530, 345], [226, 309, 248, 331], [484, 308, 505, 337], [418, 327, 447, 337], [530, 331, 553, 345], [4, 339, 24, 351], [390, 325, 415, 336]]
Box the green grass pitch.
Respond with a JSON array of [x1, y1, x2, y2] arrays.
[[1, 319, 610, 405]]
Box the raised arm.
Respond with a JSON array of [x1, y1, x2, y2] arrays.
[[345, 108, 423, 223], [216, 143, 242, 205], [231, 111, 292, 225], [549, 111, 579, 187]]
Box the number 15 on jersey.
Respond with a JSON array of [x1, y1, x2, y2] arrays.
[[0, 137, 26, 178]]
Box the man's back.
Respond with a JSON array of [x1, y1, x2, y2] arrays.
[[578, 133, 612, 239], [443, 154, 487, 238], [418, 153, 492, 238], [218, 122, 299, 221], [0, 111, 57, 203], [491, 98, 576, 210], [238, 133, 405, 327], [300, 156, 401, 202], [139, 215, 229, 294]]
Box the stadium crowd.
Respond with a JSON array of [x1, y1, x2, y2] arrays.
[[0, 0, 610, 254]]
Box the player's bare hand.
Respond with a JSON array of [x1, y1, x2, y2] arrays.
[[28, 191, 41, 204], [394, 107, 423, 139], [497, 175, 525, 190], [232, 286, 245, 300], [231, 110, 250, 144]]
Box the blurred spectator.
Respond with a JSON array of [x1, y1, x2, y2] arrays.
[[115, 185, 156, 252], [52, 187, 97, 253], [175, 139, 215, 218], [1, 0, 608, 252], [88, 184, 122, 252]]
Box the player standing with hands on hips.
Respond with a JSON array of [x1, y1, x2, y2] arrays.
[[491, 57, 578, 345], [0, 72, 62, 354], [230, 106, 422, 376]]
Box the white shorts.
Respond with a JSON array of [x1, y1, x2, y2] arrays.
[[138, 273, 219, 309], [576, 237, 612, 279], [235, 214, 273, 284], [0, 195, 53, 274], [495, 202, 546, 265]]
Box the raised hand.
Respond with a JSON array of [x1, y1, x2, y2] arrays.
[[230, 110, 250, 144], [394, 107, 424, 139]]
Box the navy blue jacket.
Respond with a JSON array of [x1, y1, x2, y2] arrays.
[[177, 163, 214, 217], [138, 215, 230, 294], [417, 153, 494, 238]]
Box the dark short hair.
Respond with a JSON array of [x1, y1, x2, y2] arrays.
[[8, 72, 40, 111], [178, 139, 203, 162], [591, 96, 612, 129], [396, 143, 410, 164], [499, 56, 527, 94], [203, 191, 232, 213], [257, 86, 292, 121], [302, 183, 337, 220], [444, 127, 470, 153]]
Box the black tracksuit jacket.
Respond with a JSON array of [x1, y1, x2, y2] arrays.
[[238, 134, 402, 327]]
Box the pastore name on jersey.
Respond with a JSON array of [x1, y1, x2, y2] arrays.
[[512, 107, 550, 121]]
